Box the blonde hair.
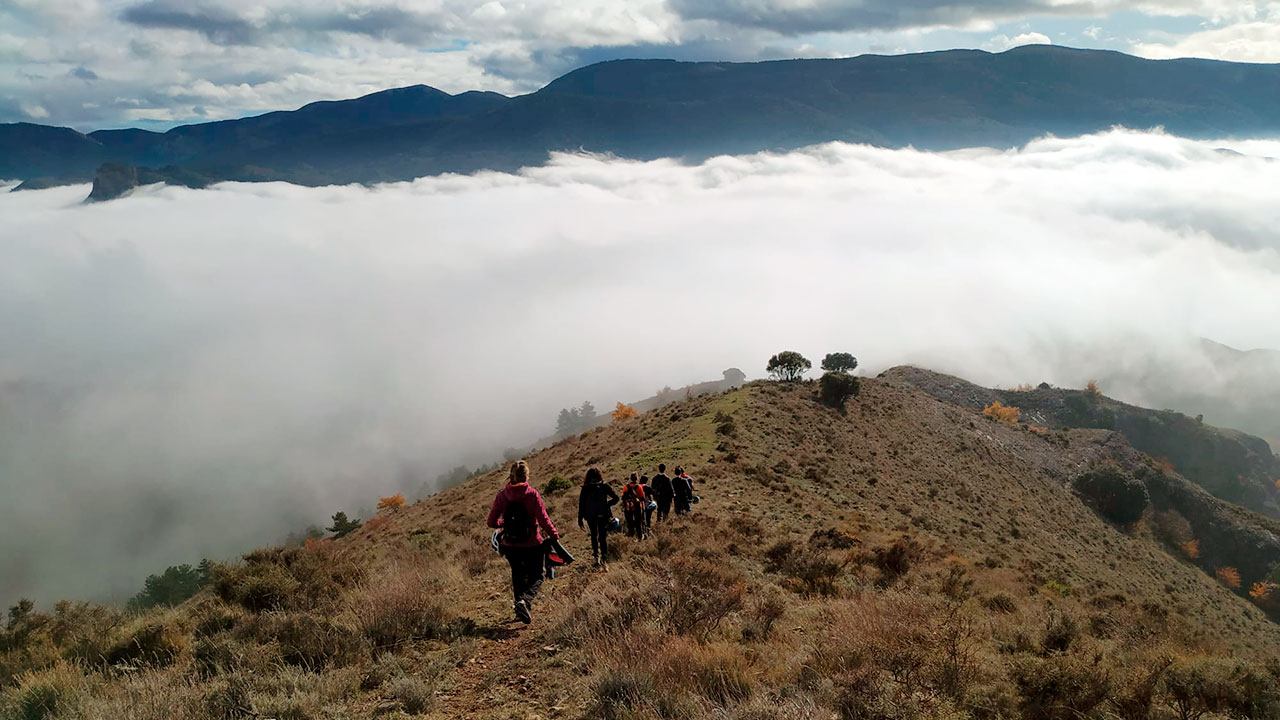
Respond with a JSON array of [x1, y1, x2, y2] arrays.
[[509, 460, 529, 484]]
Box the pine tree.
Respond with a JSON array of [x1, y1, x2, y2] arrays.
[[327, 511, 362, 538]]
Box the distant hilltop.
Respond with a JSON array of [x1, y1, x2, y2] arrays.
[[6, 45, 1280, 200]]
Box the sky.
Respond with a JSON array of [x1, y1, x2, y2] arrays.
[[2, 0, 1279, 131], [3, 128, 1280, 605]]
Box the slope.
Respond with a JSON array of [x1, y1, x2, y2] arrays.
[[3, 373, 1278, 719]]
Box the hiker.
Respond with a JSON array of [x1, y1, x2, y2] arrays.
[[622, 472, 647, 539], [577, 467, 619, 568], [486, 461, 559, 624], [639, 475, 656, 533], [650, 463, 674, 522], [673, 466, 694, 516]]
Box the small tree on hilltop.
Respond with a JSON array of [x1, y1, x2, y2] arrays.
[[327, 511, 362, 538], [612, 402, 639, 422], [767, 351, 811, 382], [821, 352, 858, 374]]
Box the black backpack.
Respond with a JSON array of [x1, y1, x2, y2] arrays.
[[503, 499, 534, 543]]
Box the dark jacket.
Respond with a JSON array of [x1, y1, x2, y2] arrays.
[[578, 477, 619, 522], [650, 473, 674, 500], [487, 482, 558, 548], [673, 474, 694, 500]]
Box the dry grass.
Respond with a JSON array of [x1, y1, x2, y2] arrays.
[[5, 377, 1280, 719]]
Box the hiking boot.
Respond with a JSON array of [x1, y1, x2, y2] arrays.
[[514, 600, 532, 624]]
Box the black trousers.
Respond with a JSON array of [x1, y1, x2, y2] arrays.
[[674, 495, 691, 515], [625, 509, 644, 538], [585, 516, 610, 560], [656, 495, 672, 522], [503, 545, 544, 606]]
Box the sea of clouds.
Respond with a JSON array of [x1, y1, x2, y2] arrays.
[[2, 128, 1279, 604]]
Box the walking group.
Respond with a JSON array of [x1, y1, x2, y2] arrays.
[[486, 461, 697, 624]]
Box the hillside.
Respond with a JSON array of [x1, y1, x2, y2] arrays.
[[7, 45, 1280, 199], [3, 371, 1279, 719]]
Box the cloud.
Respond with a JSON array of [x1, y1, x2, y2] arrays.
[[1133, 18, 1280, 62], [2, 128, 1280, 605], [983, 30, 1052, 51]]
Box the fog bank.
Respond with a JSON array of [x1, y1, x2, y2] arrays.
[[2, 128, 1279, 605]]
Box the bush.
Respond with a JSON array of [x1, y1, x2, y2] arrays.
[[354, 569, 469, 650], [592, 669, 655, 720], [983, 402, 1022, 425], [663, 557, 746, 640], [386, 675, 435, 714], [740, 593, 786, 642], [214, 544, 365, 613], [244, 613, 363, 670], [2, 664, 83, 720], [766, 351, 811, 382], [1072, 466, 1149, 526], [543, 475, 573, 495], [870, 537, 923, 584], [1012, 653, 1111, 720], [1161, 657, 1280, 720], [103, 617, 189, 668], [819, 372, 861, 410]]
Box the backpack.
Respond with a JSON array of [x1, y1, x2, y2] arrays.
[[622, 484, 644, 512], [502, 498, 534, 543]]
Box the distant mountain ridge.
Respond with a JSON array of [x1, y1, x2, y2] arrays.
[[6, 45, 1280, 198]]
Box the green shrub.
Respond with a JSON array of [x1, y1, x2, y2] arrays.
[[819, 372, 861, 410], [1161, 657, 1280, 720], [245, 613, 363, 670], [103, 618, 189, 668], [3, 664, 83, 720], [1072, 466, 1149, 526], [543, 476, 573, 495], [386, 675, 435, 714]]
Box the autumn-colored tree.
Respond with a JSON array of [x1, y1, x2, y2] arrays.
[[1249, 581, 1276, 604], [982, 401, 1022, 425], [377, 493, 406, 515], [612, 402, 639, 422], [1215, 566, 1241, 589], [1179, 539, 1200, 559], [1086, 380, 1101, 396], [1011, 384, 1035, 392]]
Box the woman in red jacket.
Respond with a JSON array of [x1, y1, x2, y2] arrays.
[[486, 461, 559, 624]]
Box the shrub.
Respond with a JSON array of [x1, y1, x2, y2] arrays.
[[1161, 657, 1280, 720], [821, 352, 859, 374], [1011, 652, 1111, 720], [870, 537, 922, 583], [663, 557, 746, 640], [764, 541, 844, 596], [982, 402, 1022, 425], [103, 617, 189, 668], [376, 494, 406, 514], [611, 402, 639, 422], [2, 664, 84, 720], [819, 372, 861, 409], [543, 475, 573, 495], [983, 593, 1018, 614], [1072, 466, 1149, 525], [592, 669, 655, 720], [766, 351, 811, 382], [1040, 612, 1079, 654], [1215, 566, 1241, 589], [386, 675, 435, 714], [354, 569, 467, 650], [215, 543, 365, 613], [244, 612, 363, 670], [740, 593, 786, 642]]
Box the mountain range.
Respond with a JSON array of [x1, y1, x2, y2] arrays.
[[5, 45, 1280, 199]]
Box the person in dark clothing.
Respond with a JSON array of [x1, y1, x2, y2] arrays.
[[639, 475, 656, 533], [650, 463, 674, 522], [622, 472, 647, 539], [577, 467, 619, 568], [486, 461, 559, 624], [672, 465, 694, 516]]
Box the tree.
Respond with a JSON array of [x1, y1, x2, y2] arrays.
[[766, 351, 811, 382], [579, 401, 597, 423], [821, 353, 859, 374], [612, 402, 639, 422], [327, 511, 362, 538], [819, 372, 861, 409], [377, 493, 406, 515], [1072, 466, 1149, 526], [556, 408, 577, 437], [127, 561, 214, 610]]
